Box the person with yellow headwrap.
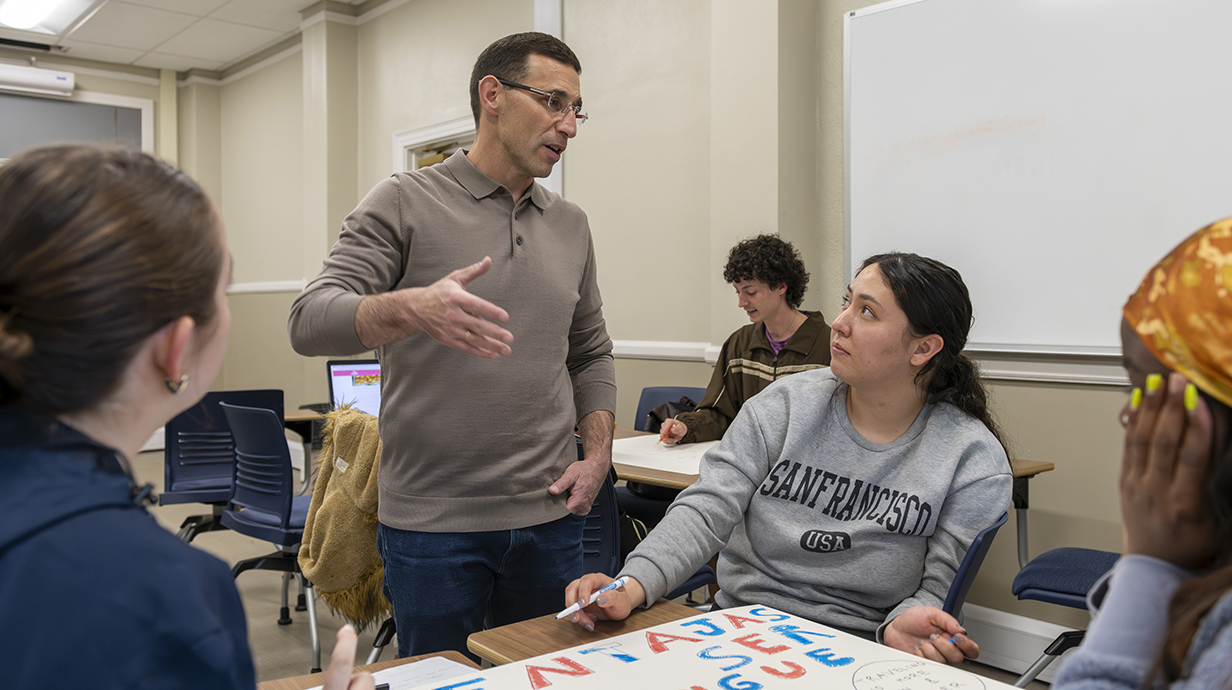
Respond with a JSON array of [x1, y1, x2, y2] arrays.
[[1054, 218, 1232, 690]]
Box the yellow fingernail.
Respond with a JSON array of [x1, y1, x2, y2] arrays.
[[1185, 383, 1198, 412], [1130, 388, 1142, 410], [1146, 374, 1163, 393]]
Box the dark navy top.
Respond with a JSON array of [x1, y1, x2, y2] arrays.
[[0, 409, 255, 689]]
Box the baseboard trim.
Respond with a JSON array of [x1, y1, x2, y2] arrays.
[[963, 604, 1085, 683]]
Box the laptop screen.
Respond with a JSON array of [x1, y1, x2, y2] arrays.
[[327, 359, 381, 417]]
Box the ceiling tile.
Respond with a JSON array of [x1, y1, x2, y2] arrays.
[[133, 51, 222, 72], [68, 3, 196, 51], [210, 0, 308, 33], [153, 18, 284, 62], [58, 39, 147, 64], [117, 0, 230, 16]]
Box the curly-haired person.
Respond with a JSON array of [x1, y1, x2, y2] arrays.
[[660, 234, 831, 445]]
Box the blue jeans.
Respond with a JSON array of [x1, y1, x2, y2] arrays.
[[376, 514, 584, 660]]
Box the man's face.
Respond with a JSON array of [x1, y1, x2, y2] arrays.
[[495, 54, 581, 181]]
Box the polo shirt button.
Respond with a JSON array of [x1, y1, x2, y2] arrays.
[[516, 236, 523, 246]]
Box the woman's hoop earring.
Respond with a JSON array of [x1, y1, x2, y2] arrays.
[[165, 374, 189, 394]]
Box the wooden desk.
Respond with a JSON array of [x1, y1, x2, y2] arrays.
[[467, 599, 697, 666], [257, 650, 479, 690], [285, 408, 325, 424]]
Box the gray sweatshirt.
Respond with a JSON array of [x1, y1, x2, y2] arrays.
[[1053, 555, 1232, 690], [620, 368, 1011, 635]]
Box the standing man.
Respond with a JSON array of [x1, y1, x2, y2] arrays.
[[288, 32, 616, 659]]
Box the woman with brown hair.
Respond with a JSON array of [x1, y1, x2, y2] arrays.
[[0, 145, 369, 689], [1053, 218, 1232, 689], [566, 252, 1011, 666]]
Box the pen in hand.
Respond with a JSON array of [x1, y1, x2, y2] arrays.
[[556, 576, 630, 619]]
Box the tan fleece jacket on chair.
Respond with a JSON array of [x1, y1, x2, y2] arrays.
[[297, 406, 390, 631]]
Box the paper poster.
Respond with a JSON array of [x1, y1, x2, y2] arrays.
[[409, 606, 1013, 690], [610, 436, 719, 476]]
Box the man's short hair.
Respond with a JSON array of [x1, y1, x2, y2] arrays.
[[470, 32, 582, 127]]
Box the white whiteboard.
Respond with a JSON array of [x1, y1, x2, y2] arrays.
[[844, 0, 1232, 354]]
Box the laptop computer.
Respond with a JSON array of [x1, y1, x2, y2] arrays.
[[326, 359, 381, 417]]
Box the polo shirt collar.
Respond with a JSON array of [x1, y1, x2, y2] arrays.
[[443, 150, 552, 210]]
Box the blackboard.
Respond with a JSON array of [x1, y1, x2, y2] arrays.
[[844, 0, 1232, 354]]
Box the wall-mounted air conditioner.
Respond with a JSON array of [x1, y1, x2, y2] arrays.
[[0, 62, 74, 97]]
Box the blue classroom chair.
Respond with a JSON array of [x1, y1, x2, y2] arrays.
[[159, 389, 283, 542], [219, 401, 320, 673], [1010, 547, 1119, 686], [617, 386, 707, 529]]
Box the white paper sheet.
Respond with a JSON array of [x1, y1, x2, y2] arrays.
[[303, 655, 473, 690], [610, 435, 718, 476]]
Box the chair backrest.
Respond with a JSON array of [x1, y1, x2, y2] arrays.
[[163, 389, 283, 497], [634, 386, 707, 432], [220, 401, 295, 530], [580, 438, 622, 577], [942, 511, 1009, 616]]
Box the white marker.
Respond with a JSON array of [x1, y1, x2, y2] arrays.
[[556, 576, 630, 620]]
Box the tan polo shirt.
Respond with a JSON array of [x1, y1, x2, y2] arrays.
[[289, 150, 616, 532]]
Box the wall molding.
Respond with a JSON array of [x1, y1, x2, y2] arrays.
[[180, 44, 303, 88], [612, 340, 720, 365], [963, 604, 1079, 683], [226, 280, 306, 295], [302, 10, 361, 31], [391, 114, 475, 174], [356, 0, 414, 25], [611, 339, 1127, 386]]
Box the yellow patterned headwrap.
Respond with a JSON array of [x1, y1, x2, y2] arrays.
[[1124, 217, 1232, 408]]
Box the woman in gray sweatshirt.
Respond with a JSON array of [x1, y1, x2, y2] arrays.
[[566, 253, 1012, 667]]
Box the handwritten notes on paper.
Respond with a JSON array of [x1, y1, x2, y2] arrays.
[[407, 606, 1012, 690], [610, 435, 719, 476]]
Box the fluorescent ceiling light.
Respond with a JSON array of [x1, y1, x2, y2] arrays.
[[0, 0, 96, 35]]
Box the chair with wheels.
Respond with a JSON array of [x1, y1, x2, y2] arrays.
[[1010, 547, 1119, 687], [617, 386, 707, 529], [159, 389, 283, 542], [219, 401, 321, 673]]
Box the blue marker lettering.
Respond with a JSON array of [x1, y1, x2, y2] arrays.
[[578, 642, 640, 663], [769, 624, 836, 645], [804, 647, 854, 667], [699, 645, 752, 671], [681, 618, 726, 636]]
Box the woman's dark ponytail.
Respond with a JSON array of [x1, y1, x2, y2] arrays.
[[859, 253, 1006, 451]]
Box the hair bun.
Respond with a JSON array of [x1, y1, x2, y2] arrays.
[[0, 313, 33, 361]]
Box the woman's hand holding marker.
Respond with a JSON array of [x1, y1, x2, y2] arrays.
[[883, 606, 979, 665], [562, 573, 646, 631]]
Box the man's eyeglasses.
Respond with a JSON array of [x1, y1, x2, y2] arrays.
[[497, 78, 588, 124]]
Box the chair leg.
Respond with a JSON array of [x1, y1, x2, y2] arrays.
[[1014, 630, 1085, 687], [302, 575, 322, 673], [296, 577, 307, 612], [278, 572, 293, 625], [367, 618, 397, 664]]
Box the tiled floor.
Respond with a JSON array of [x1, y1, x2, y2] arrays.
[[133, 450, 1047, 687]]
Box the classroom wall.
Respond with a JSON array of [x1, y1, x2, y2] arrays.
[[220, 51, 303, 284], [170, 0, 1127, 630], [562, 0, 713, 343], [356, 0, 531, 191]]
